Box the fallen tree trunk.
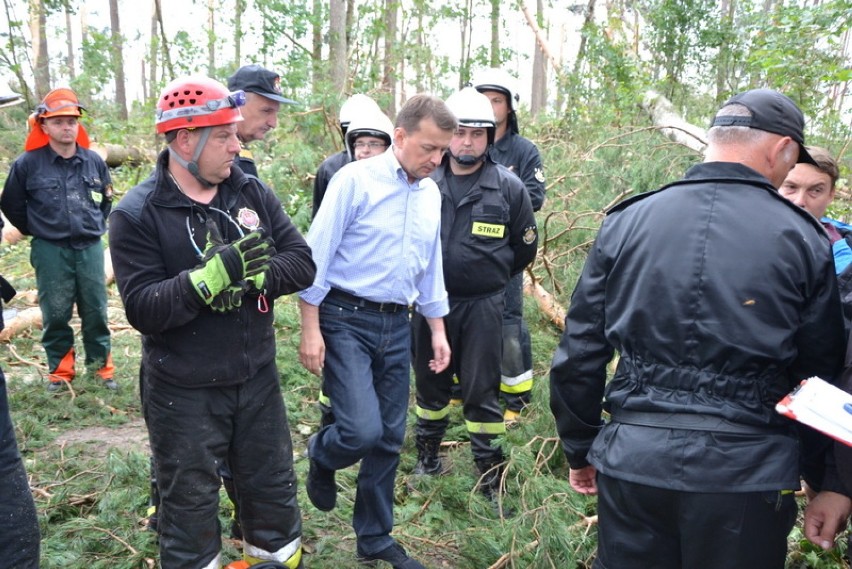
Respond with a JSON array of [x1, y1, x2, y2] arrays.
[[0, 306, 42, 342], [641, 91, 707, 153], [524, 272, 566, 331], [90, 142, 156, 168]]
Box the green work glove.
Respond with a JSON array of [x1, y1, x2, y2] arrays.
[[188, 231, 275, 304], [246, 271, 266, 294], [210, 283, 248, 313]]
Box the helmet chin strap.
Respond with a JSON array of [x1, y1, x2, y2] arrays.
[[168, 127, 216, 188], [449, 150, 486, 167]]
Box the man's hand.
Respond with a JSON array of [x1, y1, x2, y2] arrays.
[[569, 465, 598, 495], [188, 231, 275, 304], [298, 300, 325, 376], [804, 491, 852, 550], [210, 283, 247, 313], [426, 316, 451, 373], [299, 327, 326, 376]]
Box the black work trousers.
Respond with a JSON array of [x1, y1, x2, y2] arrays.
[[144, 361, 301, 569], [593, 473, 797, 569], [412, 292, 505, 462]]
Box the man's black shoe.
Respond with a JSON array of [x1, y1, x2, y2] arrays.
[[306, 434, 336, 511], [356, 542, 426, 568]]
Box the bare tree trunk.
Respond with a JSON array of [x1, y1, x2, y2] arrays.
[[381, 0, 398, 115], [459, 0, 472, 88], [147, 0, 158, 102], [328, 0, 347, 96], [489, 0, 500, 66], [346, 0, 355, 46], [530, 0, 547, 116], [207, 0, 215, 74], [2, 0, 31, 106], [311, 0, 322, 95], [64, 1, 75, 79], [715, 0, 736, 102], [573, 0, 596, 76], [520, 2, 560, 74], [154, 0, 175, 81], [413, 11, 424, 93], [234, 0, 245, 67], [109, 0, 128, 120], [29, 0, 50, 98]]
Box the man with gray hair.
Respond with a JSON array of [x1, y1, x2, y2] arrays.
[[549, 89, 847, 568]]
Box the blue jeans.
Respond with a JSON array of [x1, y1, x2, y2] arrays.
[[0, 368, 40, 568], [312, 298, 411, 556]]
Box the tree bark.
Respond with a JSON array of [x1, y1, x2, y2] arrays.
[[381, 0, 398, 116], [109, 0, 128, 120], [29, 0, 50, 99], [154, 0, 175, 81], [234, 0, 245, 67], [147, 0, 158, 103], [530, 0, 547, 117], [573, 0, 596, 76], [328, 0, 347, 97], [524, 272, 565, 331], [520, 2, 561, 74], [90, 142, 157, 167], [459, 0, 472, 88], [641, 90, 707, 152], [207, 0, 215, 74], [64, 1, 75, 80], [0, 307, 42, 343], [311, 0, 322, 94], [489, 0, 500, 67]]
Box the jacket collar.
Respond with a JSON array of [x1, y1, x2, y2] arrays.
[[150, 148, 247, 210]]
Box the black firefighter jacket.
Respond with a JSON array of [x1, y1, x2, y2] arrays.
[[108, 150, 316, 389], [550, 161, 845, 493], [430, 155, 538, 299]]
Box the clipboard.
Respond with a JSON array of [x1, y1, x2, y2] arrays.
[[776, 376, 852, 447]]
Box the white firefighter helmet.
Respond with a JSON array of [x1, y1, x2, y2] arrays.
[[471, 68, 520, 112], [445, 87, 496, 166], [344, 109, 394, 160], [338, 94, 381, 133]]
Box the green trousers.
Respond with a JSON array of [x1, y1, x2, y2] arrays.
[[30, 238, 111, 376]]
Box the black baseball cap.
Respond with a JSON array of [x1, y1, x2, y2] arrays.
[[227, 64, 297, 105], [710, 89, 815, 165]]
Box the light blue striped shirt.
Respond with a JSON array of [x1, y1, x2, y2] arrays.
[[300, 149, 449, 319]]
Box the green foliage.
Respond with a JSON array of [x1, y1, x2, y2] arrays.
[[73, 28, 115, 100], [743, 0, 852, 115], [640, 0, 720, 101]]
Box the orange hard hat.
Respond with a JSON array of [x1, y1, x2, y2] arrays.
[[35, 87, 85, 119], [24, 109, 90, 152]]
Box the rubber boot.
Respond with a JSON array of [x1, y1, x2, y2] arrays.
[[475, 458, 513, 518], [413, 436, 443, 476]]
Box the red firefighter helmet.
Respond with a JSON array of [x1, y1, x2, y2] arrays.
[[156, 76, 245, 134]]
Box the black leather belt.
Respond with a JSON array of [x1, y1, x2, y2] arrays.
[[326, 288, 408, 313]]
